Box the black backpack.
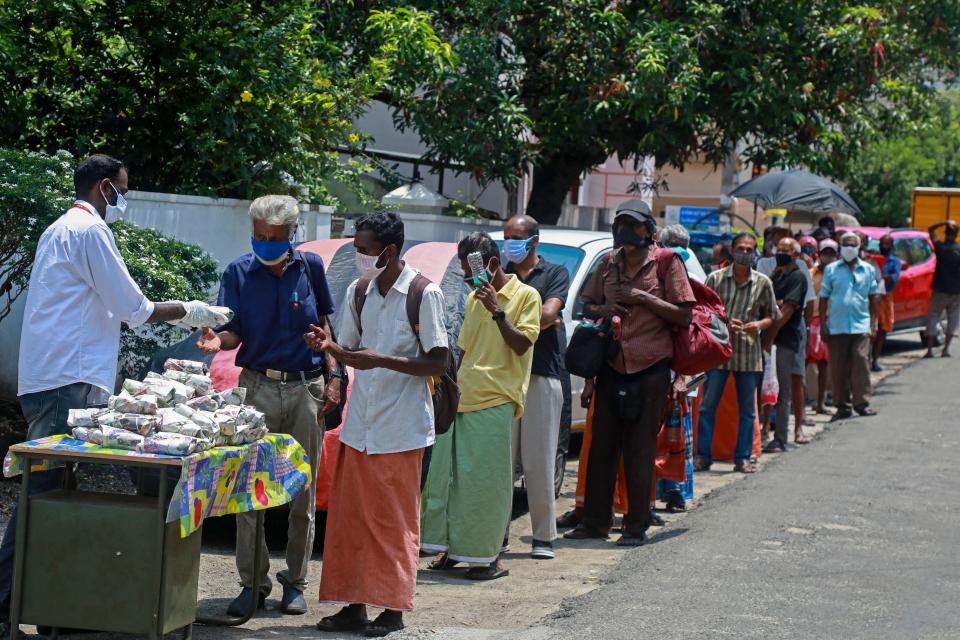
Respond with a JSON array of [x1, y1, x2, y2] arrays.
[[354, 273, 460, 434]]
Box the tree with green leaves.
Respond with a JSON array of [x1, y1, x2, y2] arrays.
[[0, 1, 451, 204], [842, 91, 960, 227], [376, 1, 959, 224]]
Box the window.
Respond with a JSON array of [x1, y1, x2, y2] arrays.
[[894, 237, 933, 267], [573, 250, 612, 319]]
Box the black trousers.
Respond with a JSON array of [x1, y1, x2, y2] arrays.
[[583, 362, 671, 536]]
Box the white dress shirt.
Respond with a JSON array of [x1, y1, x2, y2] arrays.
[[18, 202, 155, 396], [337, 265, 448, 454]]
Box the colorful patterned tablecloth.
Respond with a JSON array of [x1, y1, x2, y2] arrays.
[[3, 434, 311, 538]]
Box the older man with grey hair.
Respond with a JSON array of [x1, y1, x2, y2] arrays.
[[198, 195, 342, 616], [659, 223, 707, 283]]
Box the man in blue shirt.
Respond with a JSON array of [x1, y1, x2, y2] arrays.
[[819, 232, 879, 420], [872, 234, 901, 371], [198, 195, 340, 616]]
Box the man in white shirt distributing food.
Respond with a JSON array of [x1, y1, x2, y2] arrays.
[[0, 154, 226, 639]]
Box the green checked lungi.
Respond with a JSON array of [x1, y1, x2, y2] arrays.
[[420, 403, 515, 565]]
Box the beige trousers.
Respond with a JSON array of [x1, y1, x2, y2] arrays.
[[236, 369, 323, 593], [512, 375, 563, 543]]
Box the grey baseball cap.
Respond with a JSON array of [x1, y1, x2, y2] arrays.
[[615, 198, 654, 224]]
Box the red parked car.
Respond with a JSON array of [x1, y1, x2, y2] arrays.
[[836, 226, 940, 344]]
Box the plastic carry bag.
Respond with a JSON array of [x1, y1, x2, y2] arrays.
[[761, 349, 779, 407]]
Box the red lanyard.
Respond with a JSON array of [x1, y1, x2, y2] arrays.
[[72, 201, 98, 217]]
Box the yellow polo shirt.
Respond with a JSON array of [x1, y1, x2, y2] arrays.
[[457, 274, 542, 417]]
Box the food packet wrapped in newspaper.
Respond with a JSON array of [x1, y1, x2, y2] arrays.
[[163, 358, 209, 375], [192, 409, 218, 433], [163, 370, 213, 395], [159, 408, 216, 439], [71, 427, 99, 444], [185, 394, 220, 412], [215, 423, 266, 446], [240, 406, 265, 430], [115, 414, 161, 436], [108, 392, 159, 415], [139, 432, 203, 456], [215, 387, 247, 407], [95, 411, 121, 428], [121, 379, 148, 395], [100, 426, 145, 451], [140, 377, 194, 407], [213, 411, 238, 437], [158, 407, 189, 430], [67, 408, 107, 428]]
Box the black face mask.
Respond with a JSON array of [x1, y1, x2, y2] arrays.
[[613, 225, 653, 249], [879, 246, 891, 256], [775, 252, 794, 267]]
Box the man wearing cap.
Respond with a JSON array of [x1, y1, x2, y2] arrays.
[[819, 232, 879, 420], [566, 200, 694, 546]]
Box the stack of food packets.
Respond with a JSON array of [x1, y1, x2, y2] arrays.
[[67, 358, 267, 456]]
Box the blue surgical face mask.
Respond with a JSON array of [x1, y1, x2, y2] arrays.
[[503, 235, 537, 264], [251, 237, 292, 266]]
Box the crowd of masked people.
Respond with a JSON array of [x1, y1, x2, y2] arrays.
[[7, 153, 958, 639]]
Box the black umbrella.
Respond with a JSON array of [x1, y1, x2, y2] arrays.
[[730, 170, 861, 216]]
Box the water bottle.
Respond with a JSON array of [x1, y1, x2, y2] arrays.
[[667, 403, 682, 445]]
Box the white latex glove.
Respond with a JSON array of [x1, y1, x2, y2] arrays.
[[167, 300, 232, 329]]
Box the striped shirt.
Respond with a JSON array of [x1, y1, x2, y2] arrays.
[[705, 266, 780, 372]]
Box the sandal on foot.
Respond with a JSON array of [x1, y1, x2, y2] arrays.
[[364, 613, 404, 637], [563, 524, 609, 540], [693, 458, 712, 472], [556, 509, 581, 529], [734, 462, 757, 474], [665, 493, 686, 513], [649, 512, 666, 527], [466, 563, 509, 581], [427, 553, 460, 571], [762, 440, 787, 453], [317, 609, 369, 632], [794, 432, 811, 445]]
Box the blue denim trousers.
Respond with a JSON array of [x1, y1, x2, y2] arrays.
[[0, 382, 90, 621], [696, 369, 762, 465]]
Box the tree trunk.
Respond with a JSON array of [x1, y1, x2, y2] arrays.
[[525, 156, 586, 226]]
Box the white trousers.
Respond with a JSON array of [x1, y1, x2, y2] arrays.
[[513, 375, 563, 543]]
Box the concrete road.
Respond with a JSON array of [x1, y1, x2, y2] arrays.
[[504, 351, 960, 640]]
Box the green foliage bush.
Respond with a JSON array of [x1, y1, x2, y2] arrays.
[[111, 221, 219, 379], [0, 149, 75, 322], [843, 92, 960, 227], [0, 1, 452, 207]]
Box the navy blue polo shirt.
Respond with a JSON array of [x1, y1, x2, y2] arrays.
[[217, 251, 335, 372]]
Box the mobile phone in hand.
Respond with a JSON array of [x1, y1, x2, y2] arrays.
[[467, 251, 488, 286]]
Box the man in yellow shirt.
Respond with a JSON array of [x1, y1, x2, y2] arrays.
[[421, 232, 541, 580]]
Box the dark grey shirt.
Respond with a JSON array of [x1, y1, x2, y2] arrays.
[[507, 258, 570, 379]]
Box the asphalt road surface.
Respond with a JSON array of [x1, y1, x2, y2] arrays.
[[501, 350, 960, 640]]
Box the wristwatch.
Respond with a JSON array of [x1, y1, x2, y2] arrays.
[[491, 310, 506, 322]]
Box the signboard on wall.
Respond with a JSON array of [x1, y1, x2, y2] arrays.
[[664, 206, 730, 232]]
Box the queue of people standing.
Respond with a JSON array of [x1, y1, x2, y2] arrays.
[[10, 154, 958, 639]]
